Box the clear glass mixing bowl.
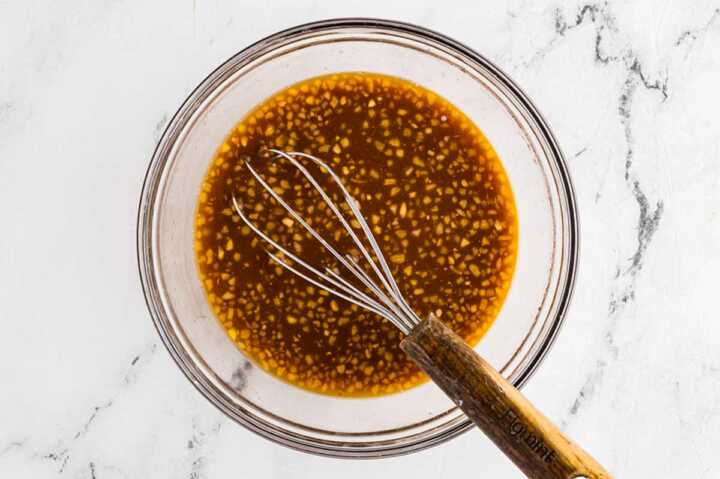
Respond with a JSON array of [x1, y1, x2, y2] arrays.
[[137, 18, 578, 458]]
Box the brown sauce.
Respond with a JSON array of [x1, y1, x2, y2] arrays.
[[195, 72, 517, 397]]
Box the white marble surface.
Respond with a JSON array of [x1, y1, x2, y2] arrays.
[[1, 1, 719, 477]]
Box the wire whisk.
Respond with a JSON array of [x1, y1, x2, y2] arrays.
[[231, 149, 611, 479]]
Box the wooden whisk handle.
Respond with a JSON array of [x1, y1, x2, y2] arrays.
[[400, 315, 611, 479]]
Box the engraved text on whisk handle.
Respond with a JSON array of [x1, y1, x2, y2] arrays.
[[400, 315, 612, 479]]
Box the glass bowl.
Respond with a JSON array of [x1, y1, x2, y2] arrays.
[[137, 18, 578, 458]]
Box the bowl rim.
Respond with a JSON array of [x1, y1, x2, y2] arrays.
[[137, 17, 579, 458]]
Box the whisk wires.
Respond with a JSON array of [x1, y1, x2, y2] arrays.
[[232, 149, 422, 335]]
